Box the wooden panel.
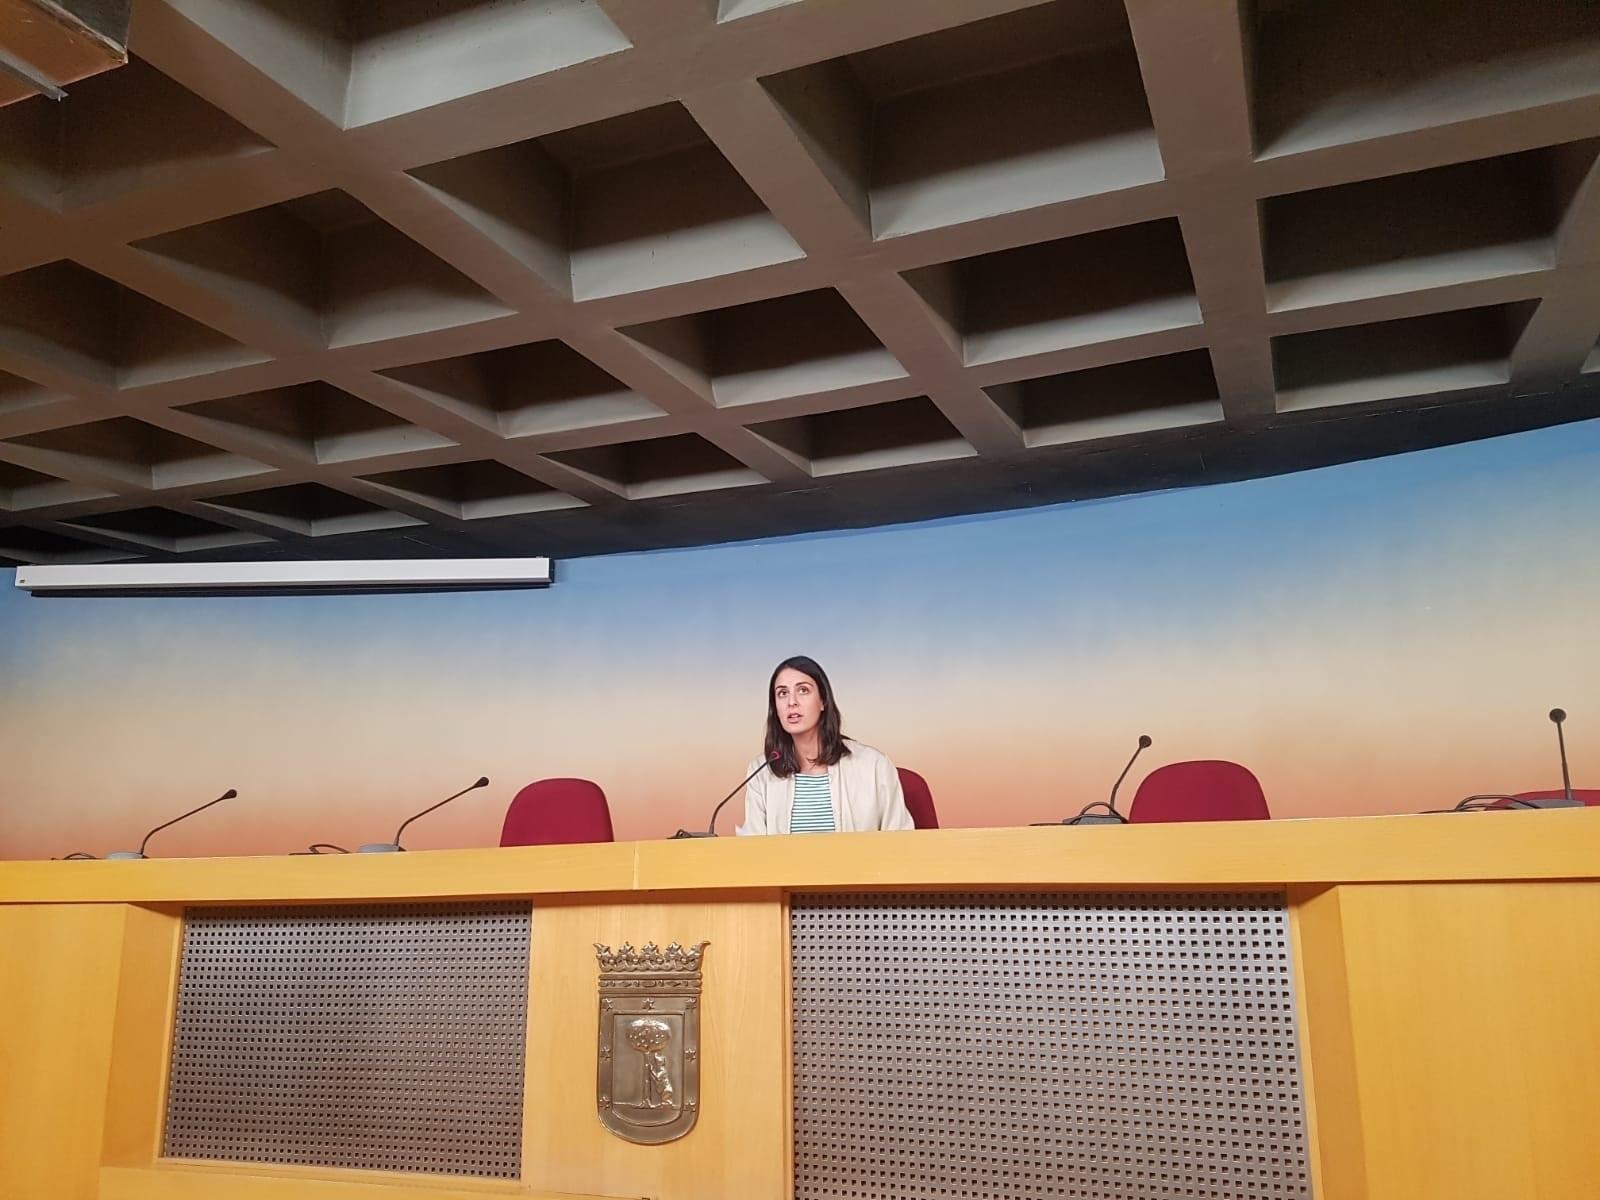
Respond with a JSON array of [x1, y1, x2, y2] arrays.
[[0, 838, 638, 905], [102, 905, 183, 1166], [4, 811, 1599, 905], [631, 809, 1600, 892], [0, 903, 128, 1199], [0, 0, 127, 97], [521, 894, 789, 1200], [3, 823, 1599, 1200], [0, 75, 34, 106], [99, 1161, 589, 1199], [1290, 885, 1369, 1200], [1318, 882, 1600, 1200]]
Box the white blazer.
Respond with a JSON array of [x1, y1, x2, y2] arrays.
[[735, 740, 915, 835]]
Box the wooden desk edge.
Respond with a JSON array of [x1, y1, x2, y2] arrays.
[[4, 810, 1597, 904], [100, 1161, 615, 1200]]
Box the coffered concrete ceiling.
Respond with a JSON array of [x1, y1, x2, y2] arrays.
[[1, 0, 1598, 565]]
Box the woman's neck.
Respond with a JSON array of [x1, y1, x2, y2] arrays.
[[792, 730, 823, 771]]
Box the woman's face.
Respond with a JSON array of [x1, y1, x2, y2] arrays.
[[773, 667, 825, 741]]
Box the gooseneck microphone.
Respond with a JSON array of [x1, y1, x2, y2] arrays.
[[1550, 708, 1573, 805], [673, 752, 780, 839], [1032, 735, 1152, 826], [103, 788, 238, 860], [1109, 735, 1153, 811], [358, 776, 490, 853], [1433, 707, 1581, 812]]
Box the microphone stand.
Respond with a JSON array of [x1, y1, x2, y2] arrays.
[[1431, 708, 1579, 812], [1032, 736, 1151, 826], [1551, 708, 1574, 805], [358, 777, 490, 853], [105, 788, 237, 859], [673, 756, 776, 839]]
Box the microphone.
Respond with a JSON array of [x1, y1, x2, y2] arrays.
[[357, 776, 490, 853], [105, 788, 238, 859], [1432, 707, 1582, 812], [1551, 708, 1574, 806], [1109, 734, 1152, 811], [1032, 735, 1151, 826], [672, 752, 779, 839]]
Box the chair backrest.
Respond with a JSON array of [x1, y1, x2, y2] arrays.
[[1128, 760, 1270, 824], [897, 767, 939, 830], [1512, 788, 1600, 808], [499, 778, 615, 846]]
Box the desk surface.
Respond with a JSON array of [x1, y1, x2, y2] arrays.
[[3, 809, 1599, 1200], [3, 808, 1597, 905]]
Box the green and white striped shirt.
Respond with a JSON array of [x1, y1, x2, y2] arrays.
[[790, 772, 835, 833]]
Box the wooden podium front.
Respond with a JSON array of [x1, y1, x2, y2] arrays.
[[2, 811, 1598, 1200]]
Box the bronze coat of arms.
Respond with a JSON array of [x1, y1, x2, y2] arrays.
[[594, 941, 708, 1145]]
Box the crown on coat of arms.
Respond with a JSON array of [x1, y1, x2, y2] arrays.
[[594, 941, 708, 974]]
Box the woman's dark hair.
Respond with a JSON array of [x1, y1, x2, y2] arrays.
[[764, 655, 851, 778]]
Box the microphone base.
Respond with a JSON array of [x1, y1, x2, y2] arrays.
[[356, 842, 404, 853], [105, 850, 147, 860], [670, 830, 718, 840], [1069, 813, 1128, 825]]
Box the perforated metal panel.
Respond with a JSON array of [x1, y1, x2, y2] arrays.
[[164, 902, 530, 1179], [791, 891, 1310, 1200]]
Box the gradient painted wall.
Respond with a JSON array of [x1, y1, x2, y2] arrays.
[[3, 419, 1598, 860]]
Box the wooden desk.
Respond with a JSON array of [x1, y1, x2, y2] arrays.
[[3, 810, 1598, 1200]]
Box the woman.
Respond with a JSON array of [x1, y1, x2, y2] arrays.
[[736, 655, 914, 835]]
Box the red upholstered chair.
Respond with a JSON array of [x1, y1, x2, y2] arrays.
[[499, 778, 615, 846], [897, 767, 939, 830], [1127, 760, 1270, 824]]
